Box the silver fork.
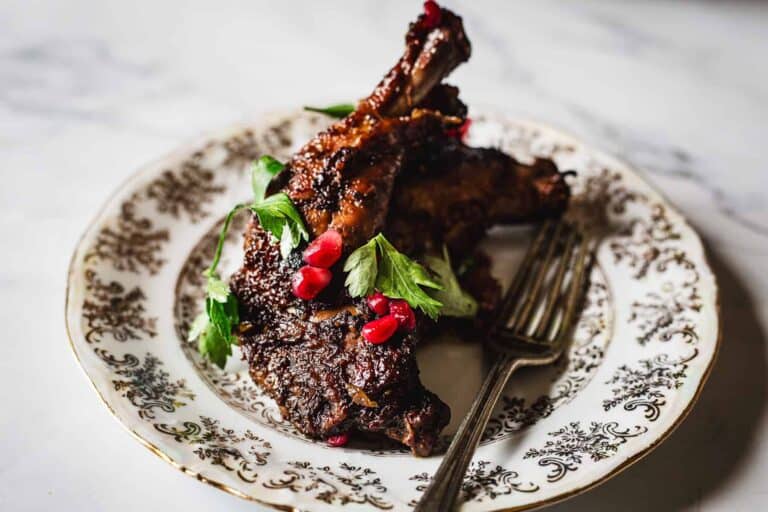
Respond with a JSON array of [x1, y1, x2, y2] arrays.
[[414, 220, 591, 512]]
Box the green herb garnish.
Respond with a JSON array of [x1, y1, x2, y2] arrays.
[[251, 155, 284, 202], [343, 237, 378, 297], [252, 192, 309, 258], [189, 155, 308, 368], [187, 203, 246, 369], [304, 103, 356, 119], [344, 234, 443, 319], [426, 246, 478, 318], [249, 157, 309, 258]]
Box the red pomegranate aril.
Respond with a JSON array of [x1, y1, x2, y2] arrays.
[[389, 300, 416, 331], [327, 433, 350, 447], [367, 291, 390, 316], [447, 117, 472, 141], [291, 265, 332, 300], [422, 1, 442, 29], [458, 117, 472, 140], [362, 315, 399, 344], [303, 229, 343, 268]]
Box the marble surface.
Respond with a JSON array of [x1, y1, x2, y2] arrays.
[[1, 0, 766, 510]]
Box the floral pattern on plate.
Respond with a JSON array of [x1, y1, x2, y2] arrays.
[[66, 111, 719, 511]]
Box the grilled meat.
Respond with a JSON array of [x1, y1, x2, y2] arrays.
[[387, 146, 569, 259], [274, 111, 452, 252], [231, 4, 569, 455], [272, 8, 471, 251], [232, 226, 450, 456], [361, 7, 471, 117]]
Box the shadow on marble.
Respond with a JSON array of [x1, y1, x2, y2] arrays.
[[545, 240, 767, 511]]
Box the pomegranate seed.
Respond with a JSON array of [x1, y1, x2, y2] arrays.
[[422, 1, 442, 29], [327, 433, 350, 447], [367, 291, 390, 316], [303, 229, 343, 268], [458, 117, 472, 140], [291, 265, 332, 300], [389, 300, 416, 331], [362, 315, 399, 344], [447, 117, 472, 141]]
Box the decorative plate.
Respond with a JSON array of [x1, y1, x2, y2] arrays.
[[66, 110, 719, 512]]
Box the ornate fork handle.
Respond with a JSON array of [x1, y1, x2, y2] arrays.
[[414, 354, 522, 512]]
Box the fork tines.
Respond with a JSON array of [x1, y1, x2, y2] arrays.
[[492, 220, 591, 350]]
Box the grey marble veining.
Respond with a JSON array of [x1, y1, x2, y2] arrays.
[[0, 1, 766, 511]]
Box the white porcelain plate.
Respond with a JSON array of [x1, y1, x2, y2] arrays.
[[66, 110, 719, 512]]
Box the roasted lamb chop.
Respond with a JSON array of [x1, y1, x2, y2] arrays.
[[231, 4, 569, 456]]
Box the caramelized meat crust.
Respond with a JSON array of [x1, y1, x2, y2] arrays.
[[279, 112, 451, 251], [232, 224, 448, 456], [387, 144, 570, 258], [362, 8, 471, 117], [231, 5, 569, 455]]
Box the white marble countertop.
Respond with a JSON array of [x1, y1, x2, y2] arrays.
[[1, 1, 766, 510]]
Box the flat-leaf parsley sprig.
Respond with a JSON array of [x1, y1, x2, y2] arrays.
[[343, 234, 477, 320], [249, 156, 309, 258], [187, 203, 244, 369], [188, 155, 309, 368]]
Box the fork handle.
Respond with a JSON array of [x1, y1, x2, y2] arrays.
[[414, 355, 521, 512]]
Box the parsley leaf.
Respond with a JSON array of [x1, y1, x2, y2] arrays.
[[343, 238, 378, 297], [251, 155, 285, 203], [197, 295, 238, 369], [192, 270, 241, 370], [187, 267, 240, 369], [248, 156, 308, 258], [193, 271, 241, 370], [206, 274, 231, 303], [189, 154, 309, 368], [304, 103, 356, 118], [187, 312, 209, 342], [425, 246, 478, 318], [344, 234, 443, 319], [188, 203, 247, 369], [250, 192, 309, 258]]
